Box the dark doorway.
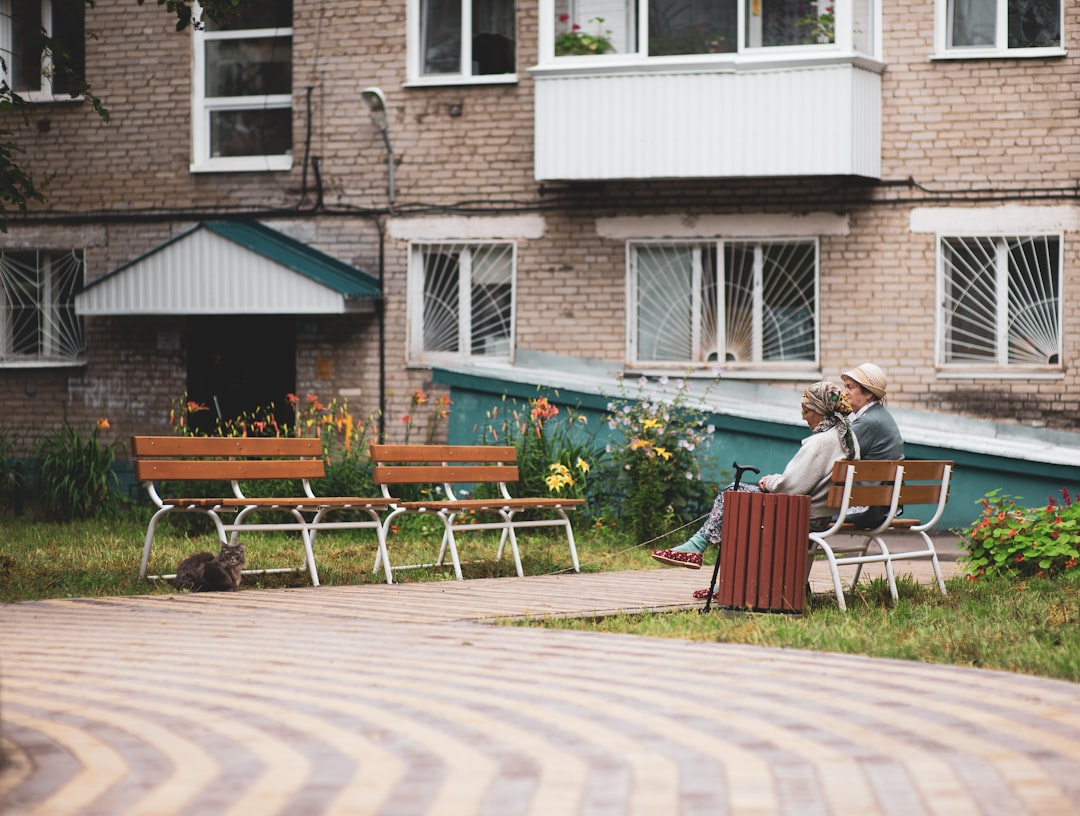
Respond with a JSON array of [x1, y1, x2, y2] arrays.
[[186, 315, 296, 435]]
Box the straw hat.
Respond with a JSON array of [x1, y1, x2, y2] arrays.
[[842, 362, 887, 400]]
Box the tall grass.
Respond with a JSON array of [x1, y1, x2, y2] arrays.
[[520, 572, 1080, 683], [0, 512, 651, 602]]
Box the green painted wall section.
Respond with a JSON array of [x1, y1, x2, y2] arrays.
[[434, 369, 1080, 535]]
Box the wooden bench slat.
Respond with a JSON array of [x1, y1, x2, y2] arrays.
[[829, 459, 902, 481], [370, 444, 518, 463], [825, 484, 898, 507], [372, 464, 519, 484], [399, 498, 586, 510], [162, 496, 397, 509], [897, 484, 946, 505], [131, 435, 322, 457], [135, 459, 325, 481]]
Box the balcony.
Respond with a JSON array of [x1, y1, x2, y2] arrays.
[[532, 0, 883, 182]]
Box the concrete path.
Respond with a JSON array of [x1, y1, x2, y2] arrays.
[[4, 550, 1080, 815]]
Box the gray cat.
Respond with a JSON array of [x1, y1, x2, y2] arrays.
[[173, 541, 247, 592]]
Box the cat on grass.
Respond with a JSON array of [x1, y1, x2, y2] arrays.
[[173, 541, 247, 592]]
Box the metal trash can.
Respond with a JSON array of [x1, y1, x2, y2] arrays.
[[715, 491, 810, 613]]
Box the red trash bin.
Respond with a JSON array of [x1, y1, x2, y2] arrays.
[[715, 491, 810, 613]]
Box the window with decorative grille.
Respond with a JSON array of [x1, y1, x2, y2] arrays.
[[0, 249, 85, 365], [629, 239, 817, 369], [408, 242, 515, 363], [939, 235, 1061, 369]]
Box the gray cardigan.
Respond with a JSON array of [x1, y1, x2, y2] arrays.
[[852, 402, 904, 460]]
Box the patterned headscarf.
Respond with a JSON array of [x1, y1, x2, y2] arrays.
[[802, 381, 857, 459]]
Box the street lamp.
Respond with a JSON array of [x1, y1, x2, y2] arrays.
[[361, 86, 395, 207]]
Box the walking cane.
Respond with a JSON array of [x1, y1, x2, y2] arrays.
[[703, 461, 759, 614]]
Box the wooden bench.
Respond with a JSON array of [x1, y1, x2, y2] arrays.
[[131, 436, 396, 586], [370, 444, 585, 580], [809, 459, 954, 610]]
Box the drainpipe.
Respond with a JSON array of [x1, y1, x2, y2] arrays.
[[377, 216, 387, 442]]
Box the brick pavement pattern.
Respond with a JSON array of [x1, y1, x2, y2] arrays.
[[4, 559, 1080, 815]]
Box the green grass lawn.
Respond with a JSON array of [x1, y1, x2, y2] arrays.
[[3, 510, 1079, 684], [0, 511, 653, 601]]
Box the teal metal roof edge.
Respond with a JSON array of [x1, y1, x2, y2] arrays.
[[431, 364, 1080, 481], [204, 221, 381, 299]]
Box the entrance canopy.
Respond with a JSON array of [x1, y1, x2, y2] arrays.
[[75, 221, 381, 316]]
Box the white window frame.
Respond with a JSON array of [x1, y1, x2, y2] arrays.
[[936, 233, 1063, 373], [190, 3, 293, 173], [407, 0, 517, 86], [407, 241, 517, 365], [538, 0, 882, 68], [627, 238, 820, 373], [0, 0, 84, 101], [0, 248, 85, 367], [933, 0, 1064, 59]]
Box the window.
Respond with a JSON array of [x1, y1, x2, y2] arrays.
[[191, 0, 293, 172], [630, 240, 817, 368], [939, 235, 1061, 369], [411, 0, 516, 82], [0, 249, 84, 365], [0, 0, 85, 98], [549, 0, 872, 59], [940, 0, 1061, 54], [408, 243, 515, 363]]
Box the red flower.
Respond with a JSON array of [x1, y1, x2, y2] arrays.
[[559, 13, 569, 21], [1014, 554, 1023, 562]]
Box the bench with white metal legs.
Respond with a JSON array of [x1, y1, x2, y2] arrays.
[[809, 459, 953, 610], [132, 436, 396, 586], [370, 444, 583, 580]]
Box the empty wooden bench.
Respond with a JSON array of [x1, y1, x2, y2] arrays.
[[370, 444, 584, 580], [809, 459, 954, 610], [131, 435, 396, 586]]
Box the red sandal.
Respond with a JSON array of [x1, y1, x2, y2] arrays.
[[692, 588, 721, 601]]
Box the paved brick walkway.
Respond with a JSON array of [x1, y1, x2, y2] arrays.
[[4, 552, 1080, 815]]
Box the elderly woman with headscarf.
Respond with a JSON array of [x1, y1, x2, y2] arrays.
[[652, 381, 859, 570]]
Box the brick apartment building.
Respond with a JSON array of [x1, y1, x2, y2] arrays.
[[1, 0, 1078, 516]]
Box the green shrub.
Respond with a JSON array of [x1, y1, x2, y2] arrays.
[[595, 375, 715, 543], [472, 393, 602, 506], [33, 419, 121, 520], [959, 488, 1080, 579]]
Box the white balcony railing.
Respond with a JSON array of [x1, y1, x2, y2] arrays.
[[533, 59, 882, 182]]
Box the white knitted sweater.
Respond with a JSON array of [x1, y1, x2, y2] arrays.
[[761, 428, 859, 518]]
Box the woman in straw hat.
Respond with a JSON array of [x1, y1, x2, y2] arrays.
[[652, 381, 860, 571], [839, 362, 903, 462], [840, 362, 904, 529]]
